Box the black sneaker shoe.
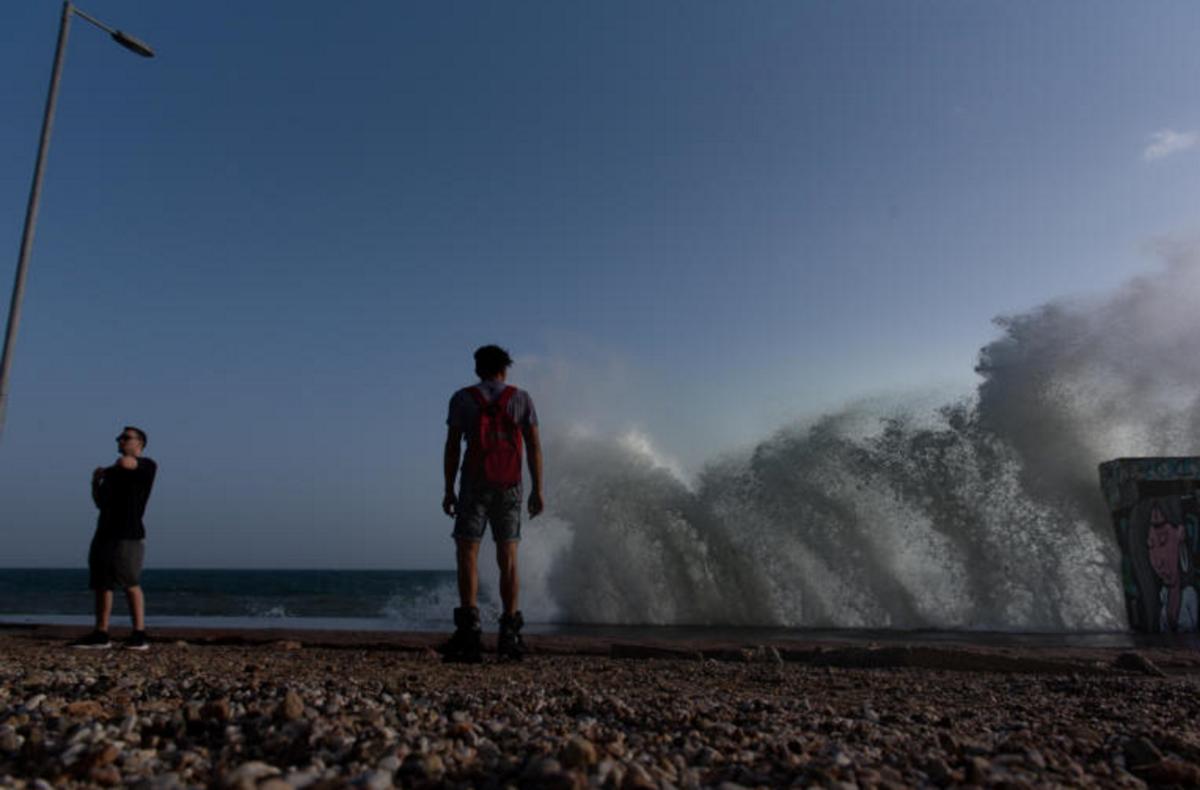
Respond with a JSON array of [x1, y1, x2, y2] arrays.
[[123, 630, 150, 651], [442, 606, 483, 664], [498, 611, 527, 661], [68, 630, 112, 650]]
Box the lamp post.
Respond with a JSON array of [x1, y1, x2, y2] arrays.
[[0, 1, 154, 443]]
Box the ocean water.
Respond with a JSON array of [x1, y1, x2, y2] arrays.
[[0, 567, 1153, 647], [0, 569, 465, 631]]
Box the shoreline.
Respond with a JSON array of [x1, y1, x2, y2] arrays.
[[5, 622, 1200, 675], [3, 629, 1200, 787]]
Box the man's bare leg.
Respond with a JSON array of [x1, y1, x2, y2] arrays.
[[497, 541, 519, 617], [455, 539, 481, 608], [94, 590, 113, 632], [125, 586, 145, 631]]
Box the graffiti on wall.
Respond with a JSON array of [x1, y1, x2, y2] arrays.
[[1100, 457, 1200, 633]]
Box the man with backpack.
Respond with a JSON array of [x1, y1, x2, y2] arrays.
[[442, 345, 544, 662]]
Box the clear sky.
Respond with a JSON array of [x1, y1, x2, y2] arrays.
[[2, 1, 1199, 568]]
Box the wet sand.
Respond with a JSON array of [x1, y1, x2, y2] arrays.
[[2, 625, 1199, 788]]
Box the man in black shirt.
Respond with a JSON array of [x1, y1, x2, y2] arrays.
[[70, 426, 157, 650]]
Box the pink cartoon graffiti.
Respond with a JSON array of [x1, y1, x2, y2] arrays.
[[1147, 505, 1199, 631]]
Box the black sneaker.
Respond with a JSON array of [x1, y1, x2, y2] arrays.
[[442, 606, 483, 664], [498, 611, 527, 661], [123, 630, 150, 651], [68, 630, 112, 650]]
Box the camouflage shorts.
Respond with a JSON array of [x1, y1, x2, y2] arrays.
[[453, 485, 522, 543]]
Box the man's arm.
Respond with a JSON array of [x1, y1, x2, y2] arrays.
[[91, 467, 106, 508], [524, 424, 544, 518], [443, 427, 462, 516]]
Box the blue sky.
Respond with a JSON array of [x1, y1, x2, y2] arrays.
[[2, 1, 1199, 568]]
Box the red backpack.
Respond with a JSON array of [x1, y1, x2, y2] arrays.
[[466, 386, 524, 487]]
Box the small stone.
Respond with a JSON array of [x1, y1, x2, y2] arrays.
[[541, 772, 588, 790], [22, 727, 44, 760], [1138, 758, 1200, 785], [274, 640, 303, 651], [361, 769, 394, 790], [1124, 737, 1163, 768], [257, 781, 292, 790], [0, 728, 22, 753], [140, 773, 187, 790], [89, 764, 122, 786], [282, 770, 319, 788], [65, 700, 105, 719], [921, 753, 950, 777], [402, 753, 445, 779], [621, 764, 656, 790], [279, 690, 305, 721], [61, 742, 88, 765], [526, 756, 563, 776], [1114, 652, 1167, 677], [202, 698, 232, 722], [966, 756, 991, 784], [595, 759, 619, 785], [94, 743, 120, 767], [560, 736, 598, 769], [223, 760, 280, 787]]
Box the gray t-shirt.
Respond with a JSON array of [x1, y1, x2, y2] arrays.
[[447, 380, 538, 433]]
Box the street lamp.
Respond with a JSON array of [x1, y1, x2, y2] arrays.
[[0, 2, 154, 444]]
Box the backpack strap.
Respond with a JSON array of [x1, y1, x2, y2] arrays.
[[469, 386, 516, 411]]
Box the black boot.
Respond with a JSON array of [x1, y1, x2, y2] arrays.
[[498, 611, 527, 661], [442, 606, 482, 664]]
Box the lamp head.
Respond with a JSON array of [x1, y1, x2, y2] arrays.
[[111, 30, 154, 58]]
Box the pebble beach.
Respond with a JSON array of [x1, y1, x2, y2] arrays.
[[2, 627, 1200, 788]]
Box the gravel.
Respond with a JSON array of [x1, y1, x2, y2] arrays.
[[1, 632, 1198, 787]]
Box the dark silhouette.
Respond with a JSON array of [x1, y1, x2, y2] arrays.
[[442, 345, 544, 662], [70, 426, 157, 650]]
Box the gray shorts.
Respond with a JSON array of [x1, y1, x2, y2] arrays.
[[88, 538, 144, 590], [453, 485, 522, 543]]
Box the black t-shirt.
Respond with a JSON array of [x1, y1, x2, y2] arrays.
[[94, 457, 157, 540]]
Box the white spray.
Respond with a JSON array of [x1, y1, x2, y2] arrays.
[[525, 249, 1200, 630]]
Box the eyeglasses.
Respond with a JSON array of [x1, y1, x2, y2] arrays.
[[116, 434, 139, 443]]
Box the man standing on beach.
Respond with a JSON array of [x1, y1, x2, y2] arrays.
[[442, 345, 543, 662], [70, 426, 157, 651]]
